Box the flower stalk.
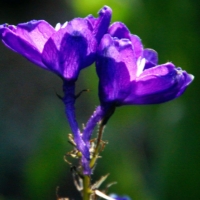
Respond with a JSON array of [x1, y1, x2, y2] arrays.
[[63, 81, 90, 174], [89, 121, 105, 169], [82, 175, 91, 200]]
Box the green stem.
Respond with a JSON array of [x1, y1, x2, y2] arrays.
[[82, 105, 115, 199], [83, 175, 91, 200], [90, 122, 104, 169], [82, 124, 104, 200], [82, 123, 104, 200]]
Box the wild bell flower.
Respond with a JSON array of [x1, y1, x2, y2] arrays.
[[0, 6, 112, 175], [96, 22, 194, 107], [82, 22, 194, 146]]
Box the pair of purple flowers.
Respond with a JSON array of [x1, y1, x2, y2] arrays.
[[0, 6, 193, 176]]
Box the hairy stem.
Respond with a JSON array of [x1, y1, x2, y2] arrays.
[[90, 122, 104, 169], [63, 81, 90, 173]]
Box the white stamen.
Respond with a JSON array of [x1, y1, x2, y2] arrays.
[[136, 57, 145, 77], [55, 23, 61, 31], [62, 21, 68, 28]]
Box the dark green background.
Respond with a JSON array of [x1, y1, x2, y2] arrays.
[[0, 0, 199, 199]]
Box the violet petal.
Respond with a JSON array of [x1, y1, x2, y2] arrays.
[[108, 22, 143, 59], [108, 22, 131, 39], [96, 34, 136, 104], [42, 18, 97, 81], [86, 5, 112, 43], [124, 63, 194, 104], [143, 48, 158, 69], [0, 20, 55, 69], [130, 34, 143, 59]]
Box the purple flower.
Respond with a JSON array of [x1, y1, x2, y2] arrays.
[[96, 22, 194, 106], [110, 194, 131, 200], [0, 6, 112, 175], [0, 6, 112, 81]]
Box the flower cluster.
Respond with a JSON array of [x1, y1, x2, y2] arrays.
[[0, 5, 194, 200]]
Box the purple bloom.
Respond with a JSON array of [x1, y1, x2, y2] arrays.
[[110, 194, 131, 200], [0, 6, 112, 175], [96, 22, 194, 106], [0, 6, 112, 81]]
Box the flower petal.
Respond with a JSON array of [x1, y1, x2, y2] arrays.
[[96, 34, 137, 104], [0, 24, 7, 36], [42, 18, 97, 80], [130, 34, 143, 59], [14, 20, 55, 52], [108, 22, 130, 39], [143, 48, 158, 69], [86, 5, 112, 43], [108, 22, 143, 59], [124, 63, 194, 104], [0, 20, 55, 69]]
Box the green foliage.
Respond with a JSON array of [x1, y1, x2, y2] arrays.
[[23, 99, 69, 199]]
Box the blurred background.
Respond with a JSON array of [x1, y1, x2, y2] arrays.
[[0, 0, 199, 199]]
